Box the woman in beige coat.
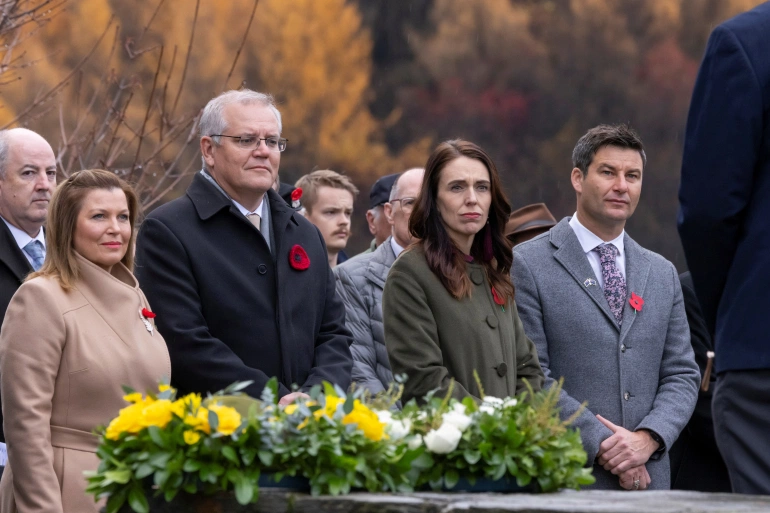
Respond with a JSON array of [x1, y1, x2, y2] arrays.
[[0, 169, 170, 513]]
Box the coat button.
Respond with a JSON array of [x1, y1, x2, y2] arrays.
[[258, 264, 267, 275], [496, 362, 508, 377], [624, 392, 630, 401], [471, 269, 484, 285], [486, 315, 498, 328], [621, 344, 626, 353]]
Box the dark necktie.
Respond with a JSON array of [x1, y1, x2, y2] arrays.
[[593, 243, 626, 325]]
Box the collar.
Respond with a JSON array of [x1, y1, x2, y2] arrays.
[[569, 212, 625, 257], [390, 237, 405, 258], [0, 215, 45, 250], [200, 169, 265, 217]]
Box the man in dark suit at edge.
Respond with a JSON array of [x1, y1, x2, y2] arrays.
[[679, 1, 770, 494], [135, 89, 352, 405]]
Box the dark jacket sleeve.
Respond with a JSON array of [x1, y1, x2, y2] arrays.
[[135, 217, 291, 398], [298, 237, 353, 392], [512, 250, 612, 462], [678, 24, 763, 333], [334, 265, 386, 395]]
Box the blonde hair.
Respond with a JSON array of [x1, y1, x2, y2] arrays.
[[294, 170, 359, 213], [28, 169, 139, 289]]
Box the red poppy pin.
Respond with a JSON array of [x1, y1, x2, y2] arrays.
[[141, 308, 156, 319], [289, 244, 310, 271], [139, 308, 156, 336], [291, 187, 303, 209], [629, 292, 644, 312], [491, 286, 506, 312]]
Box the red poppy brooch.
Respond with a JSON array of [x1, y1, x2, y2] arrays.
[[289, 244, 310, 271], [291, 187, 303, 209], [491, 286, 506, 312], [140, 308, 156, 335], [629, 292, 644, 312]]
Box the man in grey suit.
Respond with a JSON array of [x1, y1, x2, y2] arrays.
[[513, 124, 699, 491]]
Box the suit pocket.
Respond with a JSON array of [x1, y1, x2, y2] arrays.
[[68, 367, 89, 375]]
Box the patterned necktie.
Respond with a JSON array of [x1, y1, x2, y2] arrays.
[[23, 240, 45, 271], [593, 243, 626, 325], [247, 213, 261, 231]]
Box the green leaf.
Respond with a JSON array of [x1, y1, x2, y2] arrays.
[[222, 445, 239, 465], [147, 426, 167, 448], [128, 484, 149, 513], [134, 463, 154, 479], [234, 475, 254, 504], [121, 385, 137, 396], [342, 394, 354, 415], [463, 449, 481, 465], [262, 377, 279, 404], [208, 409, 220, 431], [148, 452, 171, 468], [104, 469, 131, 484], [444, 470, 459, 489], [258, 450, 274, 466], [182, 459, 201, 472]]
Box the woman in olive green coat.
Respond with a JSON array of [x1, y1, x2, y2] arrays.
[[383, 139, 544, 404]]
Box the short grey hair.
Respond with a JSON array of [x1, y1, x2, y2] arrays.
[[0, 130, 10, 179], [390, 168, 424, 201], [572, 124, 646, 176], [199, 89, 283, 170]]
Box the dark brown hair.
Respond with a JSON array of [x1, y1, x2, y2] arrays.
[[409, 139, 514, 301], [28, 169, 139, 289], [572, 124, 646, 176]]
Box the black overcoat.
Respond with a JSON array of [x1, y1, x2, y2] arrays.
[[135, 173, 352, 399], [0, 219, 34, 444]]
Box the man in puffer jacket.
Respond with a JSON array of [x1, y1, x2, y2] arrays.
[[334, 168, 424, 394]]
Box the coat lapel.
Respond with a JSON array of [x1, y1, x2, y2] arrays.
[[619, 235, 651, 344], [0, 219, 33, 282], [266, 188, 300, 263], [550, 219, 620, 330]]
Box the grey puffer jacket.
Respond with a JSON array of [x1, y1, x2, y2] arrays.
[[333, 237, 397, 394]]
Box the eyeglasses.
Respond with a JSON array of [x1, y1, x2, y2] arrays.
[[210, 134, 288, 152], [391, 197, 416, 213]]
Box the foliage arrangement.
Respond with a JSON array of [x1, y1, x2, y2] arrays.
[[87, 378, 594, 513]]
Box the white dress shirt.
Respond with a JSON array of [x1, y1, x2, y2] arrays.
[[568, 213, 625, 289], [0, 215, 46, 268], [390, 237, 405, 258]]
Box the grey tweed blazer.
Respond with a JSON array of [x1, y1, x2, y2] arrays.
[[512, 218, 699, 490]]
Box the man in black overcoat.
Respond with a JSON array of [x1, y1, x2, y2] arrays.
[[135, 90, 352, 405], [679, 1, 770, 494]]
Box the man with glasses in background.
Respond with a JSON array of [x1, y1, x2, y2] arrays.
[[334, 168, 424, 394], [135, 89, 352, 405]]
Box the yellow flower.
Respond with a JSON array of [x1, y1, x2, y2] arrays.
[[171, 393, 202, 419], [140, 399, 174, 429], [342, 401, 386, 441], [105, 402, 146, 440], [209, 404, 242, 435], [185, 407, 211, 434], [122, 392, 143, 404], [183, 430, 201, 445], [284, 404, 298, 415], [158, 384, 172, 393]]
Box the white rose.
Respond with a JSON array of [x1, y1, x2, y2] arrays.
[[503, 398, 518, 408], [482, 396, 504, 406], [442, 410, 472, 432], [479, 404, 496, 415], [376, 410, 393, 424], [407, 434, 423, 450], [424, 424, 462, 454], [388, 419, 411, 440]]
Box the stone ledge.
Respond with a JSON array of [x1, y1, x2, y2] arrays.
[[129, 489, 770, 513]]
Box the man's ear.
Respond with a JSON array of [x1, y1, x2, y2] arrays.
[[571, 167, 584, 195], [201, 137, 216, 171], [383, 202, 395, 225], [366, 209, 377, 235]]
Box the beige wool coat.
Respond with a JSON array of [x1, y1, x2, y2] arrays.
[[0, 253, 171, 513]]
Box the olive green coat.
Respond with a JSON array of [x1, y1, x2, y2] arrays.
[[383, 246, 543, 404]]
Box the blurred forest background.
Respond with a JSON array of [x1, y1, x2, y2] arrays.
[[0, 0, 764, 266]]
